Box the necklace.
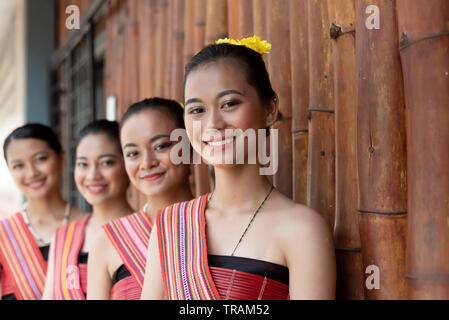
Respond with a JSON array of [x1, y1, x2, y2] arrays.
[[207, 184, 275, 256], [22, 203, 71, 246], [143, 202, 149, 214]]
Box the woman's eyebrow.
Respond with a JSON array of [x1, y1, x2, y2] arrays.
[[150, 134, 170, 143], [123, 143, 137, 149], [185, 90, 243, 106], [185, 97, 202, 106], [216, 89, 244, 99]]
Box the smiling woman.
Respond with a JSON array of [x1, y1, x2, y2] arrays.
[[141, 38, 336, 300], [42, 120, 134, 300], [0, 123, 87, 300], [86, 98, 194, 300]]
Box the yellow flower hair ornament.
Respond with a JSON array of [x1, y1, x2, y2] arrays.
[[215, 35, 271, 55]]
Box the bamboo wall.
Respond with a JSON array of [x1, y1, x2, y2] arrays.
[[56, 0, 449, 299]]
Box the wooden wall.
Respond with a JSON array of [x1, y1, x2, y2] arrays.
[[56, 0, 449, 299]]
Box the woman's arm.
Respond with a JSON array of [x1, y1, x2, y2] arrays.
[[140, 222, 164, 300], [285, 207, 336, 300], [87, 233, 112, 300], [42, 235, 56, 300]]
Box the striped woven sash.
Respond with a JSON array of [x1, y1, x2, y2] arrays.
[[52, 215, 90, 300], [103, 211, 152, 288], [0, 213, 47, 300], [157, 194, 221, 300]]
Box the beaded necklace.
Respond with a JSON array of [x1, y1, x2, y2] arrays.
[[21, 203, 71, 246]]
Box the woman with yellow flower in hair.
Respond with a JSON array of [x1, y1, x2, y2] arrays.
[[141, 37, 336, 300], [86, 98, 193, 300]]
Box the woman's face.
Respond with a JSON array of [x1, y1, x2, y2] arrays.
[[184, 59, 273, 167], [74, 134, 129, 206], [120, 109, 190, 197], [6, 138, 63, 199]]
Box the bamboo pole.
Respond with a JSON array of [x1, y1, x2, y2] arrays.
[[227, 0, 240, 39], [266, 0, 292, 199], [307, 0, 335, 229], [164, 0, 175, 98], [170, 0, 185, 102], [124, 0, 140, 107], [184, 0, 196, 66], [154, 0, 169, 97], [148, 0, 158, 97], [355, 0, 408, 299], [328, 0, 364, 300], [238, 0, 253, 38], [116, 1, 126, 115], [289, 0, 309, 205], [205, 0, 228, 44], [252, 0, 267, 39], [194, 0, 207, 52], [396, 0, 449, 299], [137, 0, 152, 99]]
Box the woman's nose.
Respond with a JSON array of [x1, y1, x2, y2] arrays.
[[87, 164, 102, 180], [140, 150, 159, 170], [205, 108, 226, 131], [26, 163, 40, 179]]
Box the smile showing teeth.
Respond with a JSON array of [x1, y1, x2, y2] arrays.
[[86, 185, 107, 193], [207, 138, 233, 147], [28, 180, 45, 189]]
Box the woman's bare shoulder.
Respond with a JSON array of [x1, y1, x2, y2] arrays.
[[271, 191, 331, 241]]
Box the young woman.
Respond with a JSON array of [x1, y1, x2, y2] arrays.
[[42, 120, 133, 300], [0, 124, 86, 300], [87, 98, 193, 300], [141, 37, 336, 300]]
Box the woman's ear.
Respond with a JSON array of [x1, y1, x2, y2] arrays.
[[266, 94, 280, 128]]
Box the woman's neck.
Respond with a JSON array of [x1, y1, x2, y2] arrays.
[[26, 192, 67, 222], [89, 196, 133, 228], [210, 164, 273, 214], [144, 187, 194, 222]]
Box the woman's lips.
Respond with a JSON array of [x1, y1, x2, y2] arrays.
[[203, 137, 234, 151], [86, 184, 108, 194], [27, 178, 46, 190], [142, 172, 165, 182]]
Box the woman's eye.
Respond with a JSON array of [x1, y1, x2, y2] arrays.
[[36, 156, 48, 162], [188, 107, 204, 115], [101, 160, 115, 167], [12, 164, 24, 170], [155, 142, 172, 151], [126, 151, 138, 158], [222, 100, 239, 109], [76, 162, 87, 168]]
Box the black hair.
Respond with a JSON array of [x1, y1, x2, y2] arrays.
[[120, 97, 185, 131], [3, 123, 63, 161], [184, 43, 276, 105], [76, 120, 121, 153]]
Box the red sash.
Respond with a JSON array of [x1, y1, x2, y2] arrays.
[[103, 211, 152, 289], [52, 216, 90, 300], [0, 213, 46, 300], [157, 194, 221, 300]]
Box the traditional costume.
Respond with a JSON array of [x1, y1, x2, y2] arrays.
[[156, 195, 289, 300], [0, 213, 47, 300], [51, 216, 90, 300], [103, 211, 152, 300]]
